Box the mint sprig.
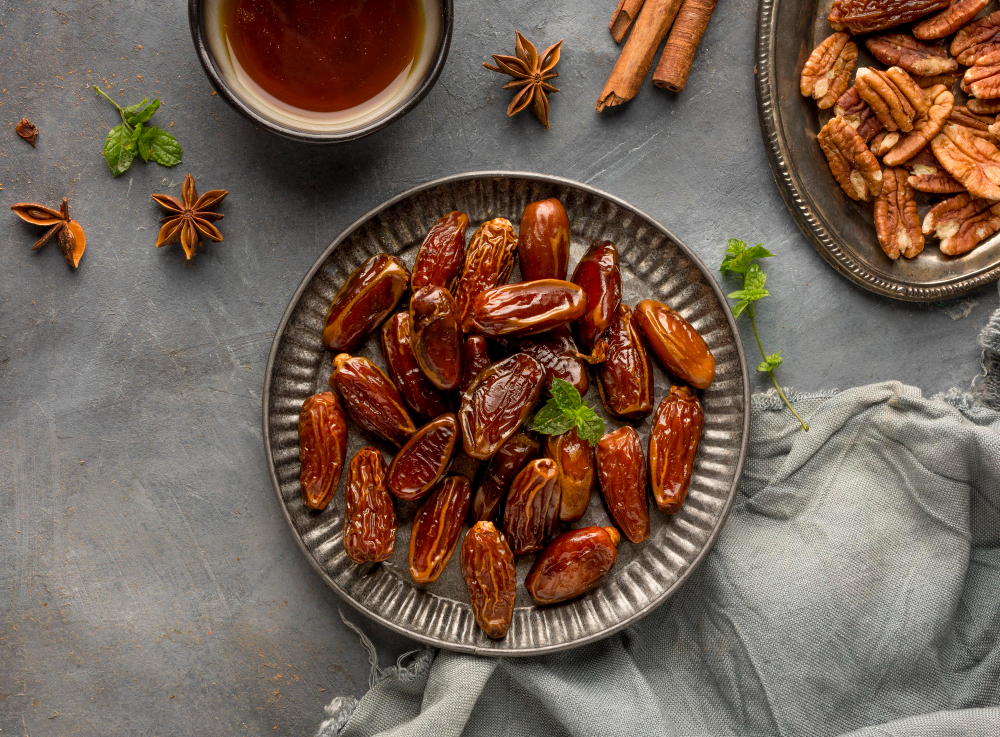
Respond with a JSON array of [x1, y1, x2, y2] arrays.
[[94, 87, 182, 176], [530, 378, 606, 445], [721, 239, 808, 432]]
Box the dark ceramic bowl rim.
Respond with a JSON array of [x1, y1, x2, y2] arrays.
[[188, 0, 454, 144]]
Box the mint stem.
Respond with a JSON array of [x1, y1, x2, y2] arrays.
[[93, 86, 132, 128], [747, 303, 809, 432]]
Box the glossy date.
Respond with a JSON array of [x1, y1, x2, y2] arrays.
[[459, 353, 546, 460], [468, 279, 586, 337], [545, 426, 595, 523], [461, 521, 516, 639], [525, 526, 621, 605], [323, 254, 409, 352], [648, 385, 704, 514], [503, 458, 561, 555], [454, 218, 518, 328], [517, 198, 570, 281], [635, 299, 716, 390], [343, 448, 396, 564], [298, 392, 348, 511], [381, 313, 451, 421], [460, 334, 492, 394], [595, 426, 650, 544], [496, 326, 589, 396], [411, 211, 468, 292], [410, 286, 464, 391], [409, 475, 472, 584], [571, 240, 622, 351], [471, 431, 540, 522], [596, 304, 655, 420], [386, 413, 459, 502], [330, 354, 417, 447]]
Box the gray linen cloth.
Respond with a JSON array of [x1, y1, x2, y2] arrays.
[[317, 305, 1000, 737]]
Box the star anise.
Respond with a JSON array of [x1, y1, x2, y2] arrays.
[[484, 32, 562, 129], [16, 118, 38, 147], [10, 197, 86, 268], [150, 173, 228, 260]]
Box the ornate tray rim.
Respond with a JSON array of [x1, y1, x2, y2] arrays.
[[261, 171, 751, 655], [754, 0, 1000, 302]]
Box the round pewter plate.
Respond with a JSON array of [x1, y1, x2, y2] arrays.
[[263, 172, 750, 655], [755, 0, 1000, 301]]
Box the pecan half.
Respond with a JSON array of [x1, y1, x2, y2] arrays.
[[931, 123, 1000, 199], [968, 98, 1000, 115], [904, 147, 965, 192], [829, 0, 951, 35], [963, 49, 1000, 100], [855, 67, 928, 133], [818, 116, 884, 200], [949, 105, 999, 143], [914, 0, 990, 40], [951, 10, 1000, 65], [922, 193, 1000, 255], [835, 86, 882, 143], [883, 84, 953, 166], [914, 74, 959, 89], [865, 34, 958, 77], [801, 33, 858, 109], [870, 130, 901, 157], [874, 168, 924, 259]]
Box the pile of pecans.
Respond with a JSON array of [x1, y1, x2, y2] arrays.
[[296, 199, 717, 639], [802, 1, 1000, 259]]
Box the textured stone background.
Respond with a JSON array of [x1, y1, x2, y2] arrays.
[[0, 0, 995, 734]]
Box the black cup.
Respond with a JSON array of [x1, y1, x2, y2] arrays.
[[188, 0, 454, 144]]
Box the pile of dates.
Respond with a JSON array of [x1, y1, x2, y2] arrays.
[[297, 199, 716, 639]]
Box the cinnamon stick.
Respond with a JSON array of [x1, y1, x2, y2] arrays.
[[609, 0, 648, 44], [652, 0, 718, 93], [597, 0, 683, 111]]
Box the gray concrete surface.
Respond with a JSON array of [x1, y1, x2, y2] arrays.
[[1, 0, 995, 734]]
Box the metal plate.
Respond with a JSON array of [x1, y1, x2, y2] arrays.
[[755, 0, 1000, 301], [262, 172, 750, 655]]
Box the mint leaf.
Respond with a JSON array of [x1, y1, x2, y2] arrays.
[[574, 405, 605, 445], [126, 98, 160, 126], [757, 351, 783, 373], [721, 239, 774, 276], [530, 403, 576, 436], [103, 124, 137, 176], [140, 127, 182, 167], [549, 378, 582, 413], [727, 263, 769, 311], [121, 98, 149, 119]]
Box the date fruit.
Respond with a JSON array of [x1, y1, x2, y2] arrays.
[[409, 475, 472, 584], [343, 448, 396, 564], [634, 299, 716, 390], [595, 426, 650, 544], [828, 0, 951, 35], [454, 218, 518, 327], [471, 431, 540, 522], [648, 386, 704, 515], [411, 211, 468, 292], [571, 240, 622, 351], [387, 413, 459, 501], [459, 353, 546, 460], [517, 198, 570, 281], [381, 313, 451, 420], [323, 254, 409, 352], [330, 354, 417, 447], [525, 526, 621, 605], [298, 392, 348, 511], [460, 335, 492, 394], [461, 521, 516, 638], [545, 427, 595, 522], [468, 279, 587, 337], [597, 304, 655, 420], [496, 326, 589, 396], [410, 286, 464, 391], [503, 458, 561, 555]]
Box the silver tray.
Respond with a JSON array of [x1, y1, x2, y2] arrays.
[[262, 172, 750, 655], [755, 0, 1000, 301]]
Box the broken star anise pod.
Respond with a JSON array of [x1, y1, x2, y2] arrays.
[[16, 118, 38, 147], [11, 197, 86, 268], [150, 173, 228, 260], [484, 31, 562, 129]]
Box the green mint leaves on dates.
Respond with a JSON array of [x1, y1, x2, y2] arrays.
[[94, 87, 182, 176], [721, 239, 808, 432], [531, 378, 606, 445]]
